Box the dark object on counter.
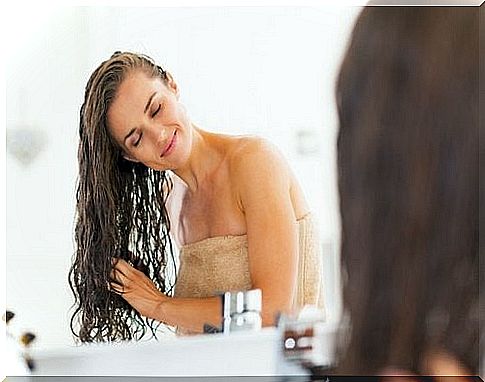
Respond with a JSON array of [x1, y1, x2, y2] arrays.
[[4, 310, 15, 323], [277, 306, 333, 372], [25, 355, 36, 371], [20, 332, 36, 346], [5, 309, 38, 371], [203, 323, 222, 334]]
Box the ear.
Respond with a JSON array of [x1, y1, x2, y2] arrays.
[[122, 153, 139, 163], [165, 72, 180, 99]]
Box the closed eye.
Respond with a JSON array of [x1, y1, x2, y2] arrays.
[[133, 133, 143, 147], [152, 104, 161, 118]]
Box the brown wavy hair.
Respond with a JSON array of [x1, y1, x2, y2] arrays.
[[336, 7, 480, 374], [69, 52, 177, 342]]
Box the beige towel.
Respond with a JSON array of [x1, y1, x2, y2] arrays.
[[174, 213, 324, 311]]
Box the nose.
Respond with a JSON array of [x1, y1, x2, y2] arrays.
[[156, 127, 169, 147], [145, 122, 169, 146]]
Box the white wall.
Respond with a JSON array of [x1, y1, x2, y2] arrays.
[[6, 7, 91, 349], [6, 6, 361, 349]]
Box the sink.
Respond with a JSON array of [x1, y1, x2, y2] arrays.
[[28, 327, 312, 377]]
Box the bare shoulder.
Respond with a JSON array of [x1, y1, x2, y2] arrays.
[[225, 136, 291, 187], [228, 136, 288, 170]]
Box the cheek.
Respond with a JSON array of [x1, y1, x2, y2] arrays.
[[170, 101, 188, 124], [179, 128, 193, 161]]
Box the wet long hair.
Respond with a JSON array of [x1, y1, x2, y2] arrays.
[[69, 52, 177, 342], [336, 7, 480, 374]]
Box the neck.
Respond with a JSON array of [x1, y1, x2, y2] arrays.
[[172, 124, 223, 193]]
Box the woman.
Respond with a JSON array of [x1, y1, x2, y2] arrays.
[[69, 52, 324, 341], [334, 6, 480, 378]]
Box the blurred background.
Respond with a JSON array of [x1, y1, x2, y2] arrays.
[[6, 5, 361, 350]]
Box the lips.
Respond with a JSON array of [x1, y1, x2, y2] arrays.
[[160, 130, 177, 158]]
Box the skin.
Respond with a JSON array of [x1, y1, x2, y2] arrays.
[[107, 69, 310, 333], [380, 350, 472, 381]]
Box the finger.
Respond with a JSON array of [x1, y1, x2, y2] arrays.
[[111, 257, 132, 273], [111, 258, 131, 278], [113, 258, 136, 275], [108, 281, 125, 294], [110, 267, 127, 284]]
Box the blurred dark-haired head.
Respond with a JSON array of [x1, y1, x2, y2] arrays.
[[336, 7, 479, 375]]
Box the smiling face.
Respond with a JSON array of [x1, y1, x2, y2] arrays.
[[107, 69, 193, 171]]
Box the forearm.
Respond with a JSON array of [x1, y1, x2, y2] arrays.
[[260, 295, 293, 327], [156, 296, 222, 333], [111, 259, 282, 332], [155, 295, 285, 333]]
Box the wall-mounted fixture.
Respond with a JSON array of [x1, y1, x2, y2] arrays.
[[296, 129, 320, 156], [7, 128, 48, 166]]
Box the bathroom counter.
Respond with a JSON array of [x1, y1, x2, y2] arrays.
[[29, 327, 312, 377]]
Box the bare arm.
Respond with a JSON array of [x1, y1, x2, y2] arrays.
[[111, 259, 221, 333], [234, 139, 299, 325]]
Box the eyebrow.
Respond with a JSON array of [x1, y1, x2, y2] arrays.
[[123, 91, 157, 143]]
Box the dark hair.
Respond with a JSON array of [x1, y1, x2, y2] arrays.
[[69, 52, 177, 342], [336, 7, 479, 374]]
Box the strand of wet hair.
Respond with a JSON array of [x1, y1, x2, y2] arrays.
[[70, 155, 176, 342]]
